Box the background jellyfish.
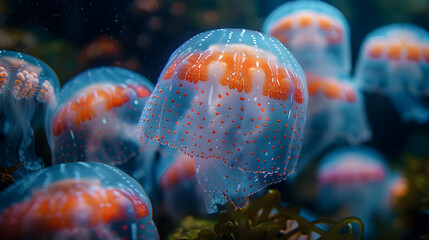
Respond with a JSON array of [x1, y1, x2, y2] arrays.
[[0, 50, 59, 179], [262, 1, 371, 176], [355, 23, 429, 123], [155, 146, 209, 222], [0, 162, 158, 240], [137, 28, 308, 212], [294, 74, 371, 176], [316, 146, 393, 238], [262, 0, 351, 76], [46, 66, 157, 196]]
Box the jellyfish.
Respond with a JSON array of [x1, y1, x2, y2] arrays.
[[355, 23, 429, 123], [46, 66, 157, 195], [293, 73, 371, 176], [262, 2, 371, 176], [0, 162, 158, 240], [262, 0, 351, 76], [0, 50, 59, 179], [316, 146, 390, 237], [79, 35, 122, 69], [158, 147, 196, 192], [156, 146, 208, 221], [137, 28, 308, 212]]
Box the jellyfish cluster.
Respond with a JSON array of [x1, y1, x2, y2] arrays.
[[0, 55, 161, 238], [0, 1, 428, 239]]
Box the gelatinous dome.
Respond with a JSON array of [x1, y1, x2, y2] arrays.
[[0, 50, 58, 104], [296, 73, 371, 177], [263, 3, 371, 178], [317, 147, 387, 185], [46, 67, 157, 195], [0, 50, 60, 178], [356, 23, 429, 93], [138, 28, 308, 211], [155, 147, 208, 221], [355, 23, 429, 123], [262, 0, 351, 76], [0, 162, 158, 240], [316, 146, 389, 237], [160, 152, 196, 191]]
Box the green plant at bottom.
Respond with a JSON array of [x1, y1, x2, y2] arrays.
[[170, 189, 363, 240]]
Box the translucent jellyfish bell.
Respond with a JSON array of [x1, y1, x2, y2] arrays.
[[158, 148, 196, 192], [355, 23, 429, 123], [46, 66, 156, 195], [294, 74, 371, 175], [0, 50, 59, 178], [0, 162, 158, 240], [156, 146, 208, 221], [262, 0, 351, 76], [262, 2, 370, 175], [316, 146, 389, 237], [138, 28, 308, 212]]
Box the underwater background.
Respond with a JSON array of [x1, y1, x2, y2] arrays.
[[1, 0, 429, 239]]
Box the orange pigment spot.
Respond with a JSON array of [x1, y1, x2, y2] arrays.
[[274, 17, 293, 32], [323, 81, 342, 99], [368, 43, 384, 58], [127, 84, 152, 98], [387, 44, 402, 60], [307, 77, 321, 95], [306, 73, 355, 102], [298, 14, 313, 27], [163, 52, 193, 80], [269, 17, 293, 43], [406, 45, 420, 61], [318, 17, 331, 30]]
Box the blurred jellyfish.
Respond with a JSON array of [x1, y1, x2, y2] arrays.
[[373, 171, 408, 224], [294, 73, 371, 175], [355, 23, 429, 123], [262, 0, 351, 76], [46, 66, 157, 195], [263, 2, 370, 176], [0, 50, 59, 178], [387, 174, 408, 209], [138, 28, 308, 212], [155, 146, 208, 221], [158, 150, 196, 192], [79, 36, 122, 69], [0, 162, 158, 240], [316, 146, 389, 237]]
